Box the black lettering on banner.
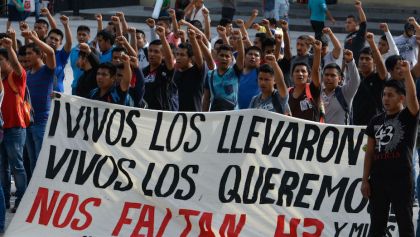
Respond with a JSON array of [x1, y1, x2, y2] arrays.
[[82, 106, 91, 140], [335, 128, 366, 165], [296, 124, 320, 161], [243, 166, 265, 204], [244, 116, 265, 154], [313, 176, 349, 212], [260, 168, 281, 204], [48, 100, 61, 137], [150, 112, 164, 151], [66, 103, 85, 138], [349, 223, 365, 236], [230, 116, 244, 153], [316, 126, 339, 163], [92, 108, 110, 142], [219, 165, 241, 203], [272, 122, 298, 158], [174, 165, 199, 200], [166, 114, 187, 152], [218, 115, 231, 153], [74, 152, 101, 185], [121, 110, 140, 147], [93, 156, 119, 188], [345, 178, 368, 213], [334, 222, 348, 237], [294, 173, 319, 208], [261, 120, 284, 155], [105, 110, 125, 146], [46, 145, 71, 179], [114, 158, 136, 191], [155, 164, 180, 197], [276, 171, 300, 206], [142, 163, 155, 196], [184, 114, 205, 152]]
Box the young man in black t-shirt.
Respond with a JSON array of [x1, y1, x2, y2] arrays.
[[173, 29, 205, 111], [361, 60, 419, 237], [344, 0, 367, 64]]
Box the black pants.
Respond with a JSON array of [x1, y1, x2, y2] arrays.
[[310, 20, 324, 41], [221, 7, 235, 21], [369, 176, 414, 237]]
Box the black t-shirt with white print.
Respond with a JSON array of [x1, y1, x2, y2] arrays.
[[366, 107, 419, 180]]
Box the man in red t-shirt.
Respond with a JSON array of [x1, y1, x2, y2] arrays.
[[0, 37, 27, 213]]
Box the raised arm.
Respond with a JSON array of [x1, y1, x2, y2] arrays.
[[236, 19, 252, 49], [197, 34, 215, 70], [116, 36, 137, 57], [2, 37, 22, 76], [183, 0, 195, 19], [19, 22, 31, 45], [23, 30, 56, 69], [323, 27, 341, 59], [116, 12, 129, 35], [60, 15, 73, 53], [6, 28, 18, 52], [188, 29, 203, 69], [355, 0, 366, 23], [128, 27, 139, 55], [168, 9, 180, 39], [311, 40, 322, 88], [41, 7, 57, 30], [233, 30, 245, 71], [244, 9, 259, 29], [366, 32, 387, 80], [216, 25, 229, 46], [111, 16, 123, 37], [202, 8, 211, 40], [379, 23, 399, 57], [274, 33, 283, 60], [146, 18, 158, 42], [179, 19, 210, 45], [79, 43, 100, 68], [96, 14, 103, 32], [409, 17, 420, 78], [155, 26, 175, 70], [401, 60, 419, 115], [266, 54, 287, 97], [119, 54, 132, 92], [261, 19, 273, 39], [279, 20, 292, 60]]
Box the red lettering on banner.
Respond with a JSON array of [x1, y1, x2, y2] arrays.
[[179, 208, 201, 237], [219, 214, 246, 237], [25, 187, 101, 231], [199, 212, 215, 237], [274, 215, 324, 237], [112, 202, 172, 237]]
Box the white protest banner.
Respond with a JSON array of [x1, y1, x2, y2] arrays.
[[5, 94, 396, 236]]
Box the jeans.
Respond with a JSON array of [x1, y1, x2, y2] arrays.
[[0, 185, 5, 233], [0, 127, 27, 208], [26, 122, 46, 174], [311, 20, 325, 41]]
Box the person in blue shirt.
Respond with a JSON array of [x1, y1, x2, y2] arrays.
[[308, 0, 335, 40], [97, 30, 115, 63], [203, 29, 244, 111], [238, 46, 261, 109], [70, 25, 91, 94]]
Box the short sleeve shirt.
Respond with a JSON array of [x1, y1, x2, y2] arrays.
[[249, 89, 288, 113], [54, 49, 70, 92], [205, 65, 241, 109], [288, 82, 321, 121]]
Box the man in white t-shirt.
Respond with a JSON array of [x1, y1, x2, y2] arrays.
[[394, 20, 418, 69]]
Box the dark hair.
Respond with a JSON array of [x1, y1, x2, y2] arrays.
[[77, 25, 90, 33], [217, 44, 233, 54], [48, 28, 64, 40], [175, 9, 185, 21], [255, 32, 267, 40], [384, 79, 406, 95], [262, 37, 275, 52], [385, 54, 404, 72], [35, 18, 49, 29], [292, 62, 311, 74], [135, 29, 146, 38], [219, 18, 232, 27], [112, 46, 128, 55], [359, 46, 373, 57], [0, 33, 8, 40], [245, 46, 262, 55], [157, 16, 172, 24], [320, 34, 329, 47], [0, 48, 8, 60], [297, 34, 310, 42], [178, 42, 193, 57], [380, 34, 388, 43], [346, 14, 358, 22], [97, 62, 117, 77], [323, 63, 343, 76], [189, 20, 203, 31], [26, 43, 42, 55], [149, 39, 162, 46], [18, 45, 27, 56], [267, 18, 277, 26], [97, 30, 115, 45], [214, 39, 224, 48], [259, 64, 275, 76]]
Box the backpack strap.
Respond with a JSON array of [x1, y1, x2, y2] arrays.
[[7, 73, 19, 95], [271, 90, 284, 114], [334, 86, 349, 124], [304, 83, 325, 123]]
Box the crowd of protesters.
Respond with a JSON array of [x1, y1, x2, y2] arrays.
[[0, 0, 420, 235]]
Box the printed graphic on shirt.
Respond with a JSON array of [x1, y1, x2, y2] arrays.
[[374, 117, 404, 153]]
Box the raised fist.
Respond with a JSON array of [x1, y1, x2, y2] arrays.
[[379, 23, 389, 32], [146, 18, 155, 28], [343, 49, 354, 63]]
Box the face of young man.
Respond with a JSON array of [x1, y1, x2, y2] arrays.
[[76, 55, 87, 70], [382, 87, 404, 113], [0, 55, 11, 75], [46, 32, 63, 51], [136, 33, 146, 49], [175, 48, 192, 70], [345, 17, 358, 33], [292, 65, 309, 86], [263, 45, 275, 58], [34, 23, 48, 39], [358, 53, 374, 75], [18, 54, 30, 71], [97, 35, 111, 53], [253, 37, 263, 50], [378, 39, 389, 55], [258, 71, 275, 94], [25, 47, 40, 68], [217, 50, 233, 70], [112, 51, 125, 65], [96, 68, 115, 91], [323, 68, 341, 92], [147, 44, 163, 67], [389, 61, 405, 80], [77, 31, 90, 44], [245, 50, 261, 69]]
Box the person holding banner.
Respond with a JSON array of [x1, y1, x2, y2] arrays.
[[361, 60, 419, 237]]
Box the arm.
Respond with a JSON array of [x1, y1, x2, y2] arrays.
[[146, 18, 158, 42], [156, 26, 175, 70], [198, 35, 215, 70], [244, 9, 259, 29], [19, 22, 31, 45], [96, 14, 103, 32], [41, 8, 57, 29], [111, 16, 123, 37], [2, 38, 22, 76], [274, 34, 283, 61], [128, 27, 139, 55], [266, 54, 287, 98], [60, 15, 73, 53], [236, 19, 252, 49], [80, 43, 100, 68], [261, 19, 273, 39], [188, 29, 203, 69], [366, 32, 387, 80], [131, 56, 145, 101], [168, 9, 180, 39], [202, 8, 211, 41], [355, 0, 366, 23], [361, 137, 375, 198], [116, 36, 137, 57], [24, 31, 56, 69], [409, 17, 420, 78], [323, 27, 341, 59], [180, 20, 210, 45], [279, 20, 292, 60], [401, 60, 419, 115], [119, 54, 132, 92], [6, 28, 18, 52], [342, 49, 361, 98], [379, 23, 399, 56], [116, 12, 129, 35], [217, 25, 229, 46], [234, 30, 245, 71], [203, 89, 210, 111], [311, 40, 322, 88], [183, 0, 195, 19]]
